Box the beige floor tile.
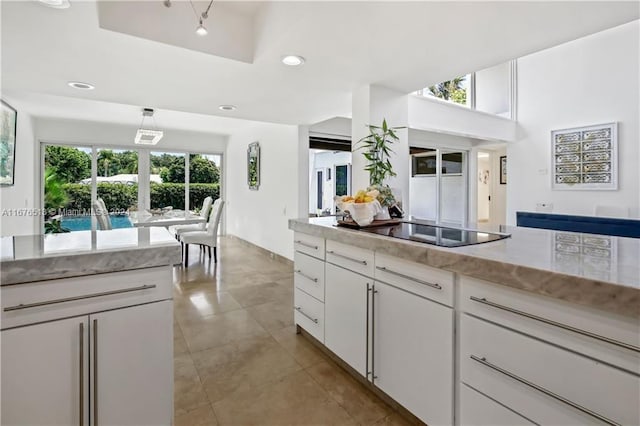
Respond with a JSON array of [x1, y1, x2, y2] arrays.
[[174, 404, 218, 426], [174, 353, 210, 416], [174, 291, 242, 326], [307, 361, 392, 425], [212, 370, 356, 426], [246, 299, 294, 332], [270, 326, 329, 368], [181, 309, 270, 353], [228, 281, 293, 308], [174, 323, 189, 356], [191, 336, 302, 403], [369, 412, 416, 426]]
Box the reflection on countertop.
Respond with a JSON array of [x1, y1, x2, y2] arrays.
[[1, 227, 181, 285], [289, 217, 640, 317]]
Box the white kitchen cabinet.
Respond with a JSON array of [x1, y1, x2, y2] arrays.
[[1, 316, 90, 426], [459, 383, 534, 426], [325, 263, 371, 377], [90, 300, 173, 426], [373, 281, 454, 426]]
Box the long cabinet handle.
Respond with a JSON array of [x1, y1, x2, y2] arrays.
[[295, 240, 318, 250], [470, 296, 640, 353], [470, 355, 620, 426], [93, 319, 98, 426], [3, 284, 157, 312], [294, 270, 318, 283], [366, 283, 371, 380], [376, 266, 442, 290], [79, 322, 84, 426], [326, 250, 367, 265], [371, 284, 378, 382], [294, 306, 318, 324]]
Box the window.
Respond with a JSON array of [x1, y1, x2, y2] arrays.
[[416, 75, 470, 107], [150, 151, 186, 210], [189, 153, 221, 212], [96, 148, 138, 218]]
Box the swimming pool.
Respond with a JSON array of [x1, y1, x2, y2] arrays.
[[61, 215, 133, 231]]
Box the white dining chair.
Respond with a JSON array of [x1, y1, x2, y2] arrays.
[[92, 197, 112, 230], [181, 199, 224, 267], [169, 196, 213, 239]]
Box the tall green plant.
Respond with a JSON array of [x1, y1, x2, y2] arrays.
[[44, 167, 68, 213], [357, 119, 404, 187]]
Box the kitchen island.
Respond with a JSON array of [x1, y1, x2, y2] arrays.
[[289, 217, 639, 426], [0, 227, 180, 426]]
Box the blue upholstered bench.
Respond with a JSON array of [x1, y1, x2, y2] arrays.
[[516, 212, 640, 238]]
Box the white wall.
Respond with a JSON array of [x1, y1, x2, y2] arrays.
[[0, 98, 38, 236], [475, 62, 511, 117], [225, 122, 301, 260], [409, 95, 518, 143], [36, 118, 228, 152], [507, 20, 640, 224], [477, 155, 491, 220]]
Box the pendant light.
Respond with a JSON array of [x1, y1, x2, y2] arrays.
[[134, 108, 163, 145]]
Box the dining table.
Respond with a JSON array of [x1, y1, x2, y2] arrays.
[[128, 210, 206, 228]]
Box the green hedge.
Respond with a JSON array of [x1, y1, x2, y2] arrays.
[[60, 183, 220, 212]]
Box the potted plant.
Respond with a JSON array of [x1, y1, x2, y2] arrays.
[[357, 119, 404, 219], [43, 167, 70, 234]]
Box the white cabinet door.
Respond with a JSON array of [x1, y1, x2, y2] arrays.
[[90, 300, 173, 426], [325, 263, 371, 377], [459, 383, 534, 426], [373, 281, 454, 426], [1, 316, 89, 426]]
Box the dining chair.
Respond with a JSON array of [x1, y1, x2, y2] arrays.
[[92, 198, 112, 230], [181, 199, 224, 267], [169, 196, 213, 239]]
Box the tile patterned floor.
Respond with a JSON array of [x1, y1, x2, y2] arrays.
[[173, 237, 412, 426]]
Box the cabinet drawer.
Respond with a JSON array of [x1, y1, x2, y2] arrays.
[[326, 240, 374, 277], [294, 232, 325, 260], [461, 314, 640, 426], [460, 276, 640, 373], [294, 252, 325, 302], [460, 383, 534, 426], [294, 288, 325, 344], [374, 252, 454, 307], [1, 267, 172, 329]]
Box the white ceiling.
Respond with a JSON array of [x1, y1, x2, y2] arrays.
[[2, 1, 638, 126]]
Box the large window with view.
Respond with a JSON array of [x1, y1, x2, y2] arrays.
[[416, 74, 471, 107], [42, 145, 222, 234]]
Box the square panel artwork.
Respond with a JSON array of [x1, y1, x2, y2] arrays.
[[551, 123, 617, 190]]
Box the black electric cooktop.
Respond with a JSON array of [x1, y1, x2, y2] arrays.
[[358, 222, 510, 247]]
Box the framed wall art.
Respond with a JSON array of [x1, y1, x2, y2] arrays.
[[0, 100, 17, 186], [499, 156, 507, 185], [551, 122, 617, 190], [247, 141, 260, 190]]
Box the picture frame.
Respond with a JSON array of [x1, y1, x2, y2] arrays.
[[551, 122, 617, 191], [1, 100, 17, 186], [247, 141, 260, 190], [499, 156, 507, 185]]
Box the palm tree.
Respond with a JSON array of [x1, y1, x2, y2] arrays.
[[427, 76, 467, 104]]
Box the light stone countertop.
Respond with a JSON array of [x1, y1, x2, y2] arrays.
[[289, 217, 640, 318], [0, 227, 182, 285]]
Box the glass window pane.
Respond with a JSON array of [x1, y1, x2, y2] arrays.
[[150, 151, 186, 211], [44, 144, 92, 232], [188, 154, 221, 212], [417, 75, 470, 107], [475, 62, 510, 116], [96, 148, 136, 228]]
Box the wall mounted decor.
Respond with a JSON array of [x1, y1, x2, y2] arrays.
[[499, 156, 507, 184], [0, 100, 17, 186], [247, 141, 260, 190], [551, 122, 617, 190]]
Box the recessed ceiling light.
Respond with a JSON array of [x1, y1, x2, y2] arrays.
[[67, 81, 95, 90], [281, 55, 305, 66], [218, 105, 237, 111], [38, 0, 71, 9]]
